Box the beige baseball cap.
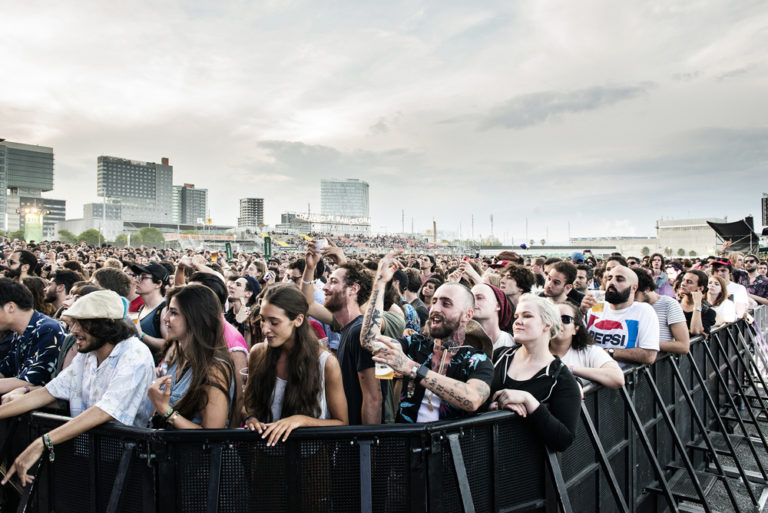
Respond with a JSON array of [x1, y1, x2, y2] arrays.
[[61, 290, 125, 320]]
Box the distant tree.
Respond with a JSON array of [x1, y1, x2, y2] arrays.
[[688, 250, 697, 257], [9, 229, 26, 240], [529, 239, 535, 246], [641, 246, 650, 256], [181, 230, 200, 235], [115, 234, 131, 246], [130, 233, 143, 246], [540, 239, 546, 246], [137, 227, 165, 246], [677, 248, 686, 256], [77, 229, 101, 245], [57, 229, 77, 243]]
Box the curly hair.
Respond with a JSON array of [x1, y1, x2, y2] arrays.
[[339, 261, 373, 306], [500, 264, 535, 293]]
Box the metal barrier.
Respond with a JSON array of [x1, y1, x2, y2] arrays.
[[1, 307, 767, 513]]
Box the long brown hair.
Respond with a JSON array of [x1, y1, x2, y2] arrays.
[[244, 283, 323, 422], [164, 285, 234, 425]]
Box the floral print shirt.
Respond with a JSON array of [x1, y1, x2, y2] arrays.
[[0, 311, 65, 385], [396, 333, 493, 423]]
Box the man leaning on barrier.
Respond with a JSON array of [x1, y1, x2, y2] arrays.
[[0, 290, 155, 487], [362, 251, 493, 423]]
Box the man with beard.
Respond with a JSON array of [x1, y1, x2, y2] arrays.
[[583, 265, 659, 365], [732, 254, 768, 306], [542, 261, 584, 307], [3, 250, 38, 282], [361, 252, 493, 423], [44, 269, 81, 318], [301, 244, 382, 425], [0, 289, 155, 487], [573, 265, 591, 294], [0, 278, 66, 395]]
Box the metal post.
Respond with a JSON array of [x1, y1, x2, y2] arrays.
[[105, 442, 136, 513], [545, 447, 573, 513]]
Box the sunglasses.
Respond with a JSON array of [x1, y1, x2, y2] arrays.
[[561, 315, 575, 325], [745, 259, 758, 264]]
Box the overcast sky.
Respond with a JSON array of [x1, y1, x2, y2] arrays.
[[2, 0, 766, 243]]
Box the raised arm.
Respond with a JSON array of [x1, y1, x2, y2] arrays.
[[360, 251, 402, 353], [301, 241, 334, 325]]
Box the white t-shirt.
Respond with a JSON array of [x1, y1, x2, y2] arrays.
[[712, 299, 737, 324], [585, 302, 660, 352], [726, 282, 749, 307], [494, 331, 515, 351], [560, 345, 613, 370]]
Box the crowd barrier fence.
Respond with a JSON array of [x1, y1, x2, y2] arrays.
[[1, 306, 767, 513]]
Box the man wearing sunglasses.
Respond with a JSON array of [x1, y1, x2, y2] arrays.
[[731, 254, 768, 307]]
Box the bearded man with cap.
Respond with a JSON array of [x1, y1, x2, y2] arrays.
[[471, 283, 514, 350], [130, 262, 170, 354], [0, 289, 155, 487]]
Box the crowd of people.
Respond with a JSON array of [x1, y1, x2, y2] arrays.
[[0, 235, 766, 485]]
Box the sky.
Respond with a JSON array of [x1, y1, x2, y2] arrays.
[[1, 0, 767, 244]]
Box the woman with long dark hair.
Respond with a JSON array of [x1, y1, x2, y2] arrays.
[[243, 283, 347, 445], [144, 284, 235, 429]]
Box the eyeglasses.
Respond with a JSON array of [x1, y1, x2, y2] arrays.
[[136, 275, 153, 281], [561, 315, 575, 325]]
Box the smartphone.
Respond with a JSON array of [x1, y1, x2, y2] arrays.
[[315, 238, 329, 252]]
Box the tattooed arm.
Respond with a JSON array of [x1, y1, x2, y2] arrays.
[[373, 336, 491, 412], [360, 250, 403, 353]]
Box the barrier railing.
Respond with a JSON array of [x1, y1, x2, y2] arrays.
[[1, 307, 767, 513]]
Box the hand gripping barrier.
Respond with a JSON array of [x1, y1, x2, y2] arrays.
[[1, 306, 767, 513]]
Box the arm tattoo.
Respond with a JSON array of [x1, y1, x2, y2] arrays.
[[360, 289, 383, 351]]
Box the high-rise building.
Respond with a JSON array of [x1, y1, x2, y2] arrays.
[[97, 156, 173, 224], [0, 140, 65, 238], [173, 183, 208, 225], [238, 198, 264, 231], [320, 179, 369, 219]]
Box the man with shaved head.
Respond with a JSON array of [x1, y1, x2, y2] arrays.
[[582, 265, 659, 365], [362, 252, 493, 423]]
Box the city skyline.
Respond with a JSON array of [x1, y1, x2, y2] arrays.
[[1, 1, 766, 244]]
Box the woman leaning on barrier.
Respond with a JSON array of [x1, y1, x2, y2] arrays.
[[549, 301, 625, 390], [489, 294, 581, 451], [142, 284, 237, 429], [706, 275, 737, 326], [242, 283, 348, 445]]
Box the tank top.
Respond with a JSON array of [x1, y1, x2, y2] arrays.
[[269, 351, 331, 421]]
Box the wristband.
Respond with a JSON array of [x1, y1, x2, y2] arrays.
[[42, 433, 55, 462], [415, 363, 430, 384], [166, 411, 180, 427], [162, 407, 175, 420], [408, 365, 418, 380], [301, 279, 312, 285], [23, 385, 30, 394]]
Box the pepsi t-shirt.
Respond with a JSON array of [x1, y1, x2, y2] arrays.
[[585, 302, 660, 352]]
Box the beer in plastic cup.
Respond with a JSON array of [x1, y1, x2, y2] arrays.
[[375, 362, 395, 380], [587, 290, 606, 312], [239, 368, 249, 392]]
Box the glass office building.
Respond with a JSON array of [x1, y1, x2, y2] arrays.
[[320, 179, 369, 219]]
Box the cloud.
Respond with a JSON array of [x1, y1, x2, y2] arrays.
[[478, 84, 652, 130]]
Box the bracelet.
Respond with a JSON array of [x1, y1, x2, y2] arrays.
[[415, 363, 430, 384], [301, 279, 312, 285], [408, 365, 418, 380], [23, 385, 30, 394], [162, 407, 175, 420], [166, 411, 180, 427], [42, 433, 55, 462]]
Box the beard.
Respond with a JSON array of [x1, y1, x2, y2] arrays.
[[44, 288, 58, 303], [323, 290, 345, 313], [429, 311, 461, 340], [605, 285, 632, 305], [3, 267, 20, 280], [76, 335, 110, 353]]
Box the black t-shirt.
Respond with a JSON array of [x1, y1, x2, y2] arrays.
[[335, 315, 375, 425], [491, 346, 581, 451], [408, 298, 429, 328], [683, 303, 717, 335]]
